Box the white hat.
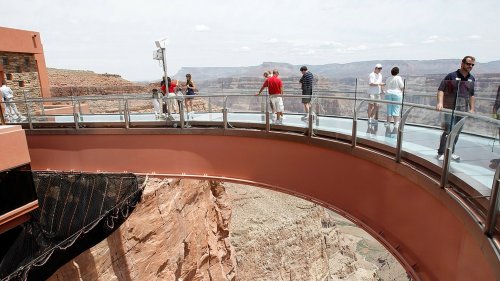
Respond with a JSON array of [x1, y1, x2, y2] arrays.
[[375, 63, 382, 68]]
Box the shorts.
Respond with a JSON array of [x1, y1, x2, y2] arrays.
[[166, 93, 177, 109], [270, 95, 284, 113], [302, 88, 312, 104], [368, 93, 381, 104], [185, 90, 195, 100]]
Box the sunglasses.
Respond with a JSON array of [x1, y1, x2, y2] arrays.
[[464, 62, 475, 67], [376, 67, 382, 70]]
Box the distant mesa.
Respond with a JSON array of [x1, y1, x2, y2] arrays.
[[174, 59, 500, 81]]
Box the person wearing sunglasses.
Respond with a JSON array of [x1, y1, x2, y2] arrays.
[[435, 56, 476, 162]]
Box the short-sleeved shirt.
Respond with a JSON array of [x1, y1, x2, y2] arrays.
[[438, 70, 475, 110], [168, 83, 177, 93], [0, 85, 14, 100], [263, 76, 283, 95], [368, 72, 383, 95], [299, 71, 313, 92]]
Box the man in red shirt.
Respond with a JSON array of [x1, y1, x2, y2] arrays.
[[257, 69, 284, 123]]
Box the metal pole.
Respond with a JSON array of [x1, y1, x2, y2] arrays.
[[265, 95, 270, 132], [0, 101, 5, 125], [352, 100, 365, 148], [124, 99, 130, 129], [71, 96, 79, 130], [351, 78, 359, 147], [180, 100, 185, 128], [223, 96, 228, 129]]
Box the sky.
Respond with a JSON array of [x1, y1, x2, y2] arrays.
[[2, 0, 499, 81]]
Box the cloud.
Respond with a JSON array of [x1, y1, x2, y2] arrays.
[[467, 34, 481, 40], [422, 35, 439, 44], [264, 38, 279, 44], [319, 41, 345, 49], [337, 45, 368, 53], [194, 24, 211, 32], [385, 42, 406, 47], [240, 46, 250, 52]]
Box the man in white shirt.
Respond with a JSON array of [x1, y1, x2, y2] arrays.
[[1, 82, 23, 122], [367, 64, 385, 123]]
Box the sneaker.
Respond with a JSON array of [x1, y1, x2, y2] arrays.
[[394, 122, 400, 128], [451, 154, 461, 161], [384, 122, 390, 127], [437, 154, 444, 161], [301, 115, 308, 121], [368, 117, 373, 123]]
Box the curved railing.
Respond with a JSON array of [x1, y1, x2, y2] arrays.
[[1, 91, 500, 256]]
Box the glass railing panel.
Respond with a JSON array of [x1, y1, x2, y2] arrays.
[[116, 96, 154, 123], [192, 95, 223, 123], [225, 94, 264, 125], [281, 95, 309, 128], [75, 95, 129, 123], [354, 98, 392, 145], [400, 105, 443, 163], [313, 95, 354, 137], [449, 115, 498, 192]]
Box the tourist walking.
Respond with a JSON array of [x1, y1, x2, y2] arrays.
[[367, 64, 385, 123], [299, 66, 314, 121], [257, 69, 284, 123], [436, 56, 476, 162], [384, 67, 404, 127]]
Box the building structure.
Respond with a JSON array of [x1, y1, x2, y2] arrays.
[[0, 26, 50, 99]]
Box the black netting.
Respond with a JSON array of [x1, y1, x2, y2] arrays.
[[0, 171, 143, 281]]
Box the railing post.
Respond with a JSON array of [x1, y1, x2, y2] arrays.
[[124, 99, 130, 129], [440, 116, 467, 188], [26, 99, 33, 130], [223, 96, 228, 129], [395, 106, 414, 163], [208, 96, 212, 114], [485, 166, 500, 237], [180, 99, 185, 128], [0, 101, 5, 125], [23, 90, 30, 122], [352, 100, 365, 148], [71, 96, 79, 130]]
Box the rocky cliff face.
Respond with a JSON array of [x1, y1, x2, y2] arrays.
[[48, 68, 147, 97], [49, 178, 408, 281]]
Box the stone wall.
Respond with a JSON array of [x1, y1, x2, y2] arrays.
[[0, 52, 42, 100]]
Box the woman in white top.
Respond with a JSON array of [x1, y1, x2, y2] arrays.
[[384, 67, 405, 127]]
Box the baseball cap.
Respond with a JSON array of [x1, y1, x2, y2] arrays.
[[375, 63, 382, 68]]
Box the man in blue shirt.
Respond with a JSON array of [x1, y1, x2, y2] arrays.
[[436, 56, 476, 161]]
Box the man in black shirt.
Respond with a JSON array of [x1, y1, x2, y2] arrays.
[[299, 66, 314, 120], [436, 56, 476, 161]]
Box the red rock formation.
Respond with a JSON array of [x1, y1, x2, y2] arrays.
[[49, 179, 408, 281]]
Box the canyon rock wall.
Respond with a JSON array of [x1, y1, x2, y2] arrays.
[[49, 179, 408, 281], [48, 68, 147, 97]]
